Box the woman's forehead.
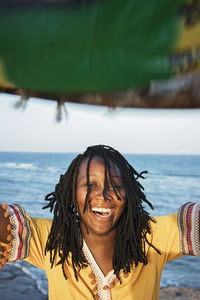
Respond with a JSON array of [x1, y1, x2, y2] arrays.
[[78, 155, 121, 177]]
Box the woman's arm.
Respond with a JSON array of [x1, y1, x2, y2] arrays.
[[0, 204, 12, 269], [1, 203, 52, 271], [178, 202, 200, 257]]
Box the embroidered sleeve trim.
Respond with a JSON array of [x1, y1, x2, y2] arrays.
[[7, 204, 31, 262], [178, 202, 200, 256]]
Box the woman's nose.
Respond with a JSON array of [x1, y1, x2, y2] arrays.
[[94, 187, 104, 198], [94, 187, 113, 201]]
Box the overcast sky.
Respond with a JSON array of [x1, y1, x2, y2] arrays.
[[0, 93, 200, 154]]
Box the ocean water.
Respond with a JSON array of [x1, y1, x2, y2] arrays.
[[0, 152, 200, 296]]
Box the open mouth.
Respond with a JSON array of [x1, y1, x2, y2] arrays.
[[91, 207, 112, 218]]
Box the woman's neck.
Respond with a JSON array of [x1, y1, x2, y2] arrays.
[[83, 231, 115, 276]]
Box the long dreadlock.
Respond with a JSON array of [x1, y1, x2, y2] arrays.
[[43, 145, 160, 280]]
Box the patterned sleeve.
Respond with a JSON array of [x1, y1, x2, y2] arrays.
[[4, 204, 52, 270], [7, 204, 31, 262], [178, 202, 200, 257]]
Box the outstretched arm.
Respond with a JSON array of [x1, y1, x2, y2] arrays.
[[0, 203, 52, 271], [178, 202, 200, 257], [0, 204, 12, 269]]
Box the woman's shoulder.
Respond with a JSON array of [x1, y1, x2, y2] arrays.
[[150, 213, 178, 235], [25, 215, 53, 240]]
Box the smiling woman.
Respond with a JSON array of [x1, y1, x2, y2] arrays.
[[0, 145, 200, 300], [76, 156, 125, 237], [43, 145, 156, 285], [75, 155, 126, 277]]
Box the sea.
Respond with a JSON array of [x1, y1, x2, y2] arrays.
[[0, 151, 200, 297]]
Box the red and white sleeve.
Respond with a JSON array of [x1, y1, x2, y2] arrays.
[[178, 202, 200, 256], [0, 203, 31, 269]]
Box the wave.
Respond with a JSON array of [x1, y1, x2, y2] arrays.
[[0, 163, 61, 174], [13, 261, 48, 296], [47, 166, 59, 174], [161, 278, 180, 288], [150, 172, 200, 179], [2, 162, 38, 170]]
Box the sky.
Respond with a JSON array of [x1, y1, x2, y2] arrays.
[[0, 92, 200, 154]]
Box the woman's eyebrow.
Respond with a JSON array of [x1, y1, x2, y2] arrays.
[[78, 174, 122, 183], [109, 175, 122, 180], [78, 174, 98, 183]]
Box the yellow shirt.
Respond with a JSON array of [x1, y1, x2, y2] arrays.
[[24, 213, 182, 300]]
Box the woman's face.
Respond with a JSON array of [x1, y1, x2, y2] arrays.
[[76, 156, 126, 238]]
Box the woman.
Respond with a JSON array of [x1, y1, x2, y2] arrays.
[[0, 145, 199, 300]]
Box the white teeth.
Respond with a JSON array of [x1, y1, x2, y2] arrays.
[[92, 207, 111, 213]]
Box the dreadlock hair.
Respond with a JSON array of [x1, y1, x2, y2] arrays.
[[43, 144, 160, 281]]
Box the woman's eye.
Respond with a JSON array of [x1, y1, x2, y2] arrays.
[[114, 185, 122, 189], [106, 185, 121, 190], [111, 183, 122, 189], [87, 183, 96, 188]]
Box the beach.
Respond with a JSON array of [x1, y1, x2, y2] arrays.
[[160, 286, 200, 300], [1, 264, 200, 300]]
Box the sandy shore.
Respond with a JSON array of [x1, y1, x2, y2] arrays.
[[160, 286, 200, 300], [1, 263, 200, 299]]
